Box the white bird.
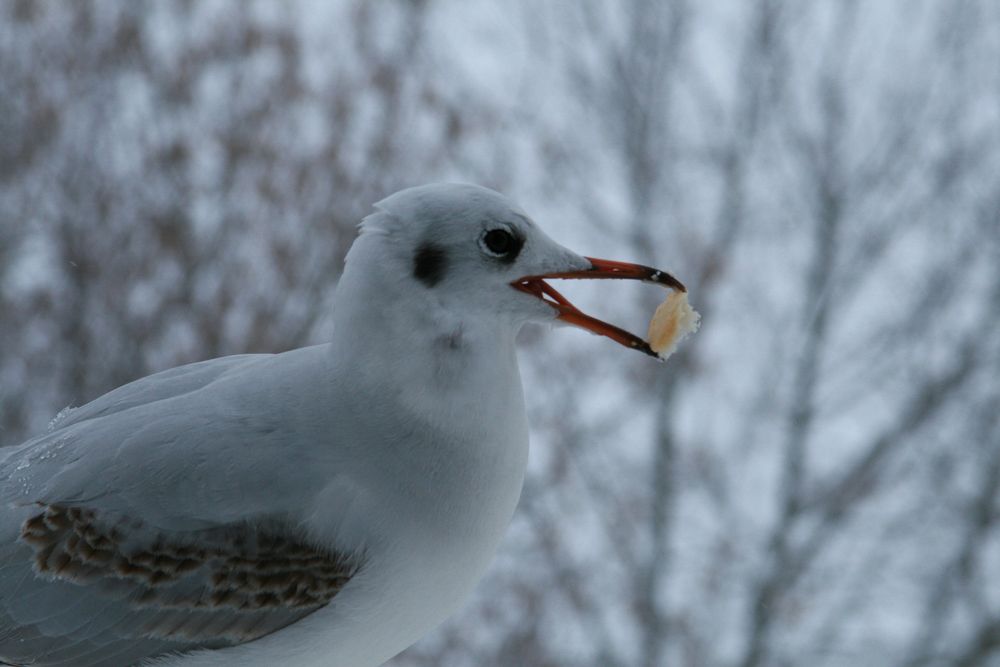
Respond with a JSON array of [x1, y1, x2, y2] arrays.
[[0, 183, 685, 666]]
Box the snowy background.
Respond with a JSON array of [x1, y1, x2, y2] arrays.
[[2, 2, 1000, 665]]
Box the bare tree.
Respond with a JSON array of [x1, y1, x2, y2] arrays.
[[395, 1, 1000, 666]]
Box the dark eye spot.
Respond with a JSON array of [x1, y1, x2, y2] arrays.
[[481, 228, 522, 263], [413, 242, 447, 287]]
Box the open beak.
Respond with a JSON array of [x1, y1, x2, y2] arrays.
[[512, 257, 686, 358]]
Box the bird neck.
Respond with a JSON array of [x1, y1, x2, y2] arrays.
[[324, 240, 530, 559]]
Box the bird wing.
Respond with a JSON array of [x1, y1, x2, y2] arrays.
[[0, 347, 363, 667], [47, 353, 268, 434]]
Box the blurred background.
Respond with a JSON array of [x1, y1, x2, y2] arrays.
[[2, 1, 999, 665]]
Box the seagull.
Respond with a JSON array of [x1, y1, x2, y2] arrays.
[[0, 183, 685, 666]]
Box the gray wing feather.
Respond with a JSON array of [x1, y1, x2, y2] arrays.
[[3, 346, 333, 526], [3, 353, 269, 520], [0, 346, 362, 666], [50, 354, 268, 434]]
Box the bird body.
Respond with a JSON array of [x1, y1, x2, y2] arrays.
[[2, 338, 528, 666]]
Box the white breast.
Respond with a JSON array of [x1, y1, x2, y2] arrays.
[[153, 340, 530, 667]]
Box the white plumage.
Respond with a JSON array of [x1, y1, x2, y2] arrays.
[[1, 182, 688, 666]]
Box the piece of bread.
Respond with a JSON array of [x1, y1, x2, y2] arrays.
[[646, 290, 700, 360]]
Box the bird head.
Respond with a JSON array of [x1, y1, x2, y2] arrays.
[[337, 183, 685, 358]]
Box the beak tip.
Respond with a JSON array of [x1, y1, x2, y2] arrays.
[[649, 269, 686, 292]]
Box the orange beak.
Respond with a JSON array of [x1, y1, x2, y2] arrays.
[[511, 257, 686, 358]]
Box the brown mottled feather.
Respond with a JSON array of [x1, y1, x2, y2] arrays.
[[15, 503, 363, 644]]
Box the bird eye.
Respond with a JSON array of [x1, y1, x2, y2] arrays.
[[481, 228, 519, 258]]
